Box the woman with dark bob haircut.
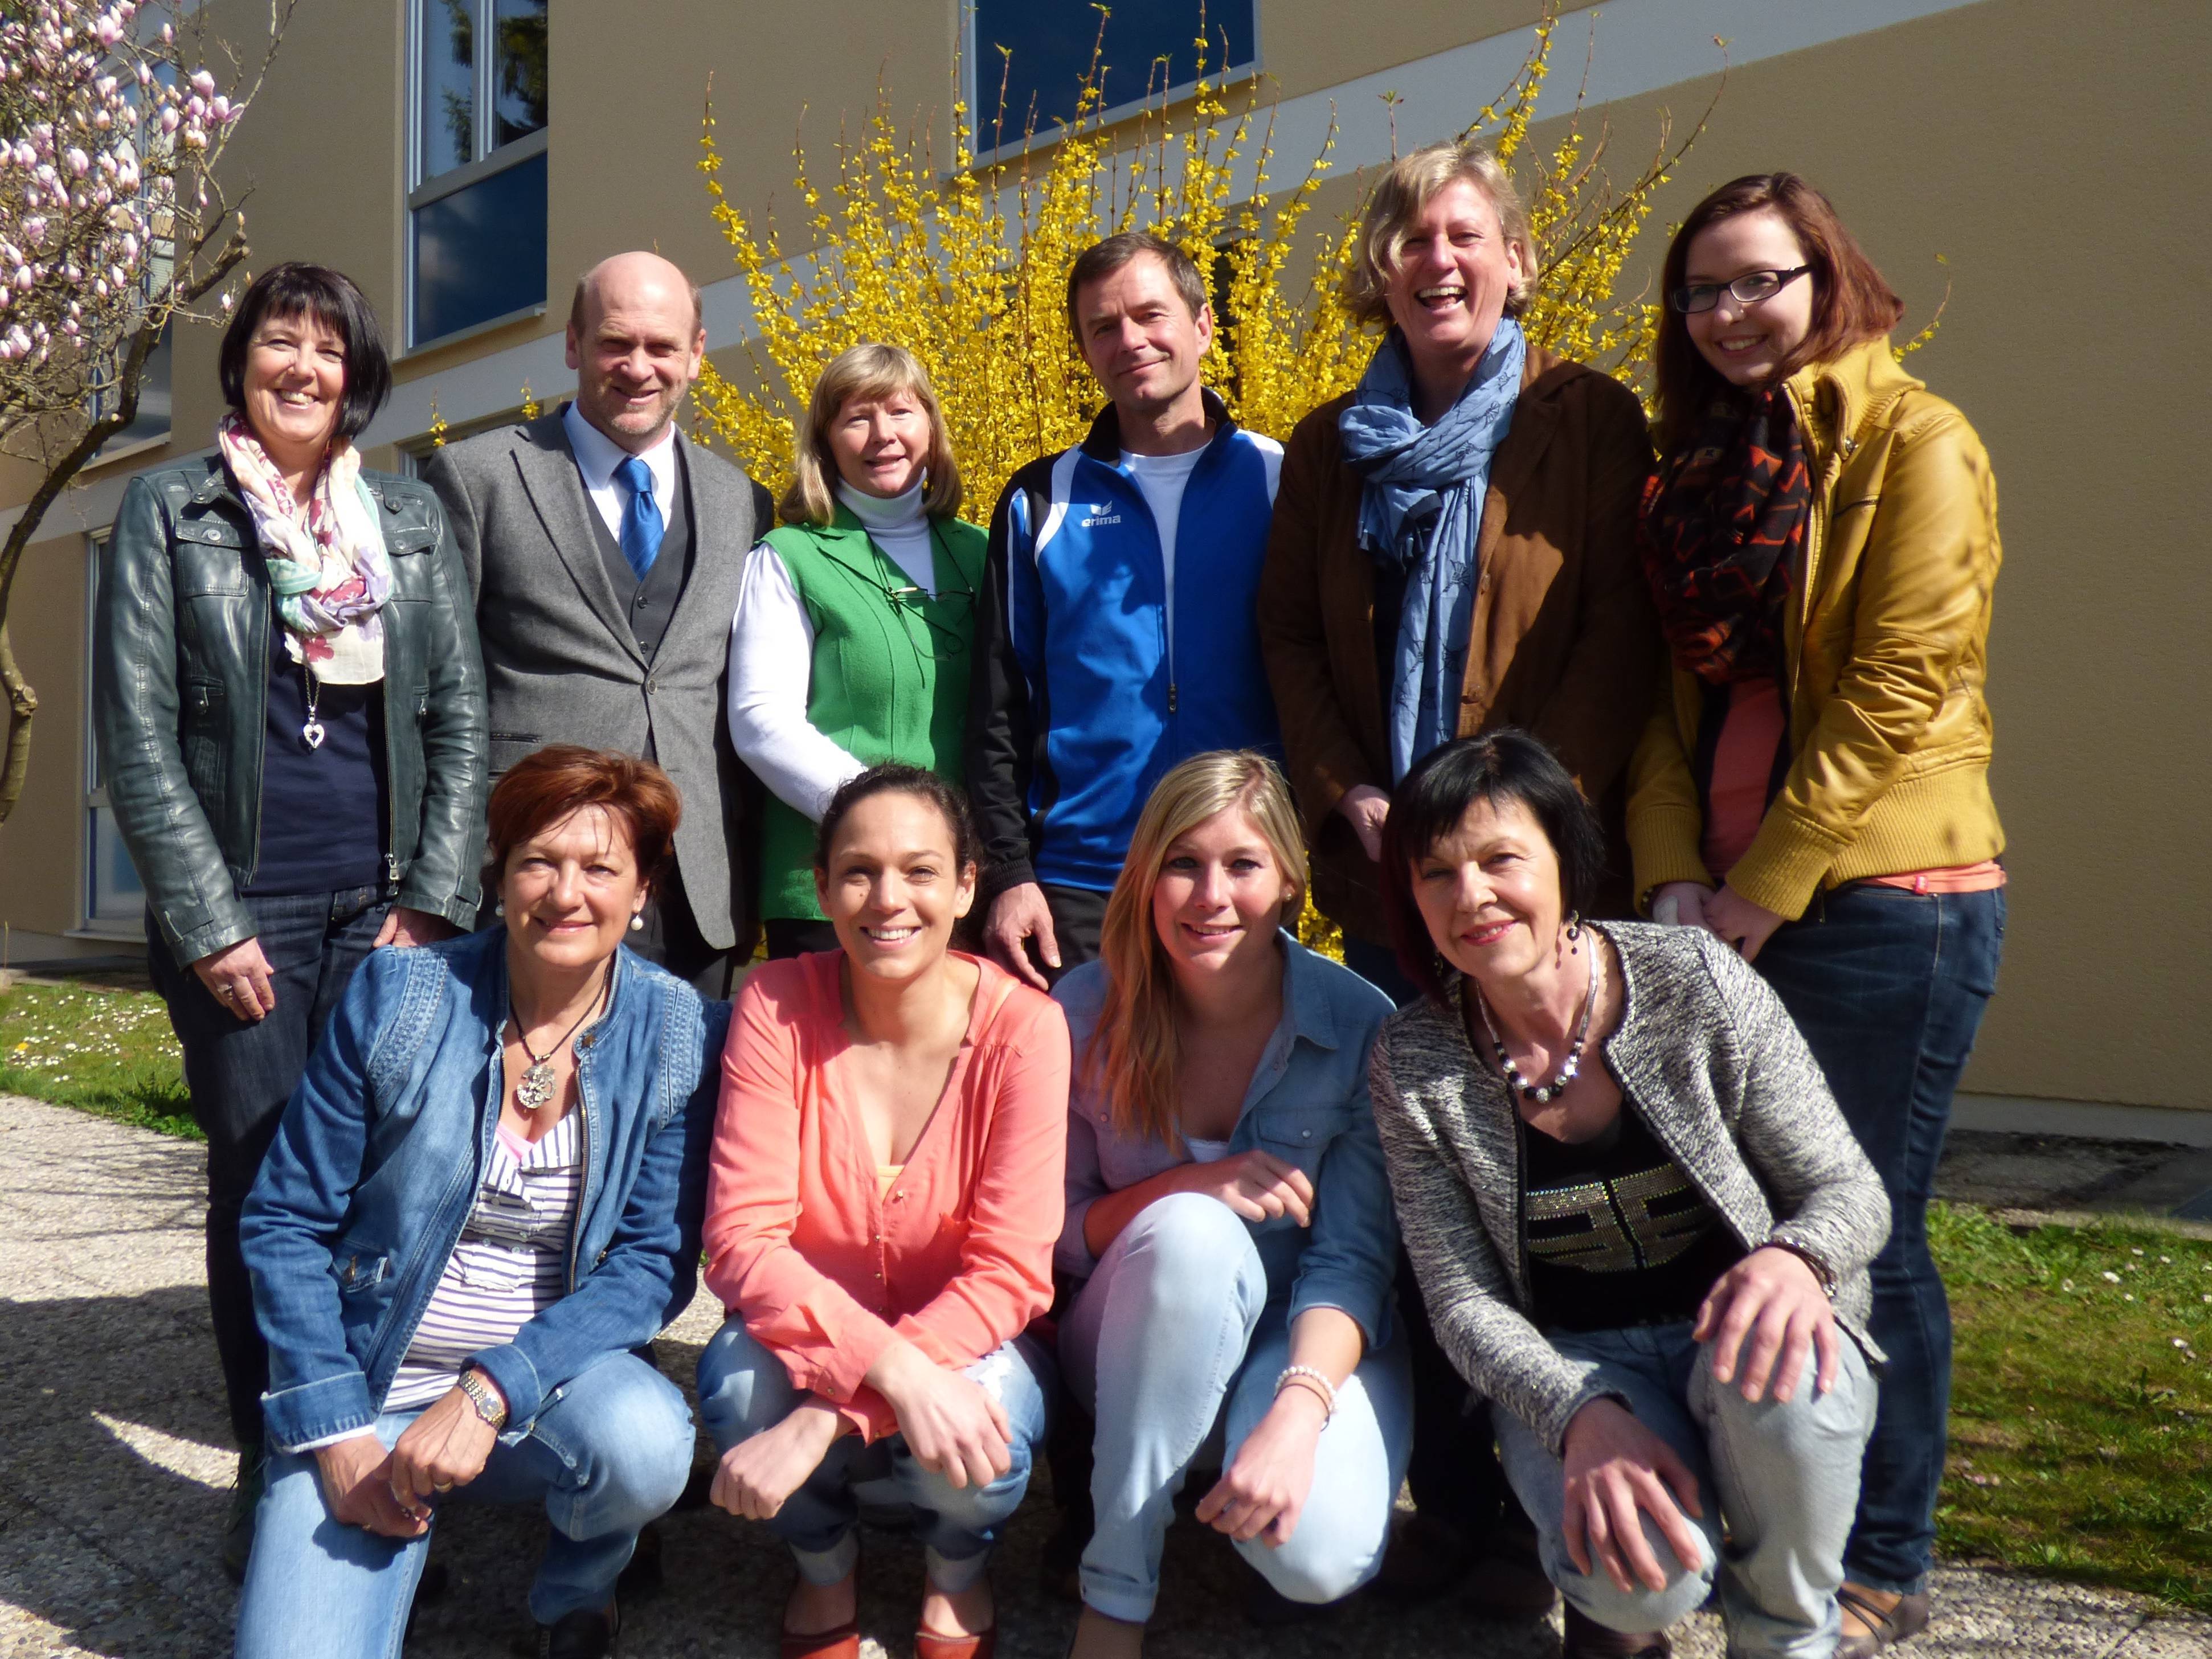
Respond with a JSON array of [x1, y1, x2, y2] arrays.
[[93, 261, 485, 1578], [1367, 728, 1890, 1659], [235, 745, 724, 1659], [1631, 173, 2004, 1657]]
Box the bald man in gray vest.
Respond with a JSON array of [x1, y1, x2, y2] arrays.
[[425, 252, 772, 996]]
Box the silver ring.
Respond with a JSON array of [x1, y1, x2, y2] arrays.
[[217, 985, 234, 1001]]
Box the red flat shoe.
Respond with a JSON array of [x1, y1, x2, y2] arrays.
[[913, 1628, 995, 1659], [780, 1620, 859, 1659]]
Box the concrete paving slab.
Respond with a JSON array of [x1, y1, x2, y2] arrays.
[[5, 1092, 2209, 1658]]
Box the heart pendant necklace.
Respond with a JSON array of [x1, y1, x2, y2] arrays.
[[300, 666, 325, 751], [508, 961, 611, 1115]]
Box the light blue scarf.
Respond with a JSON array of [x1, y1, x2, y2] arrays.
[[1338, 319, 1526, 781]]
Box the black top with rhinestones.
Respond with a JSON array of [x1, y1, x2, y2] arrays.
[[1517, 1105, 1746, 1333]]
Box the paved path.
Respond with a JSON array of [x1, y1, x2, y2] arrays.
[[2, 1093, 2206, 1659]]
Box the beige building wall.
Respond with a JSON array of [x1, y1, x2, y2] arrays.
[[1, 0, 2202, 1120]]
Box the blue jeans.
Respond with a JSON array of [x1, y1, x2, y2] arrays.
[[1061, 1192, 1414, 1623], [696, 1319, 1051, 1591], [1756, 883, 2004, 1594], [147, 885, 390, 1449], [1496, 1322, 1876, 1658], [234, 1351, 693, 1657]]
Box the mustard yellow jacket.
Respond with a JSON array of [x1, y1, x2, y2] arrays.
[[1627, 339, 2004, 920]]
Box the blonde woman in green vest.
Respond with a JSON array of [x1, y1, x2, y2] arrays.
[[728, 343, 989, 957]]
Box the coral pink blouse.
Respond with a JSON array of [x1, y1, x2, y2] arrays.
[[702, 951, 1070, 1441]]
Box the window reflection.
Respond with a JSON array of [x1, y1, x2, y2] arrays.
[[972, 0, 1255, 140], [493, 0, 549, 149], [412, 150, 548, 342], [418, 0, 475, 181]]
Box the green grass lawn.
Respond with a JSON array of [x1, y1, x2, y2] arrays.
[[0, 978, 198, 1138], [1, 978, 2206, 1607], [1933, 1201, 2212, 1611]]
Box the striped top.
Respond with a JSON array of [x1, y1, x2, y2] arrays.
[[386, 1112, 583, 1411]]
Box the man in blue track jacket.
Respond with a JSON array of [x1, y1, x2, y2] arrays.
[[968, 231, 1284, 988]]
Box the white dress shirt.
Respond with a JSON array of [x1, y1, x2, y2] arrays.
[[562, 400, 678, 542]]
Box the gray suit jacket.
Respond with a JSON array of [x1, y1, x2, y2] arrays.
[[423, 408, 771, 951]]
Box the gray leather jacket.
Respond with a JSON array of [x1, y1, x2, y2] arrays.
[[93, 456, 489, 966]]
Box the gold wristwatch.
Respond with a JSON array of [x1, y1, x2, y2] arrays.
[[457, 1366, 509, 1429]]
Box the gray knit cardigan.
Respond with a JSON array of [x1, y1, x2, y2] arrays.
[[1369, 921, 1891, 1456]]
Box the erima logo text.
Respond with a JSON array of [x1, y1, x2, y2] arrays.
[[1079, 503, 1123, 528]]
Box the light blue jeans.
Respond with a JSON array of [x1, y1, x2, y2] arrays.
[[1494, 1321, 1878, 1659], [1061, 1191, 1414, 1624], [234, 1351, 694, 1658], [695, 1318, 1051, 1592]]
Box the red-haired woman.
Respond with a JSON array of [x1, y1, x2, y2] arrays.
[[1628, 173, 2004, 1658], [234, 746, 724, 1659]]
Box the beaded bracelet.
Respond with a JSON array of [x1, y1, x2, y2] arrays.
[[1764, 1237, 1838, 1300], [1274, 1364, 1337, 1424]]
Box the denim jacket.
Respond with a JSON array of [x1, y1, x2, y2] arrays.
[[240, 928, 726, 1451], [1054, 936, 1399, 1347]]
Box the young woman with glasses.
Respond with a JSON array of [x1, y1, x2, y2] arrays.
[[1628, 173, 2006, 1659]]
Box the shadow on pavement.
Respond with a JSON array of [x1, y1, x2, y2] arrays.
[[0, 1291, 1564, 1658]]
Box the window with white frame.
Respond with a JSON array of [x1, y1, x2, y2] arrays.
[[82, 534, 146, 932], [967, 0, 1257, 154], [408, 0, 549, 347]]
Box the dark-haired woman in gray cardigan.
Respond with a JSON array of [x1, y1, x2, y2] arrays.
[[1365, 731, 1888, 1659]]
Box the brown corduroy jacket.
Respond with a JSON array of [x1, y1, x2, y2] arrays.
[[1257, 344, 1661, 946]]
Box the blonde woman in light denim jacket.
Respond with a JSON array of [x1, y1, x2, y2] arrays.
[[1052, 752, 1411, 1659]]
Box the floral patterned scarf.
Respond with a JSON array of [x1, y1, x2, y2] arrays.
[[217, 412, 391, 684]]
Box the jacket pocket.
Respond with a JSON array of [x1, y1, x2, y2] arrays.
[[489, 734, 543, 776], [182, 679, 227, 802], [173, 539, 251, 597], [332, 1243, 391, 1293]]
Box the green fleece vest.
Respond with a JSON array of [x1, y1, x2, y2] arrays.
[[757, 509, 987, 920]]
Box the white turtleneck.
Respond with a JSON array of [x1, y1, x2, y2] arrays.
[[726, 480, 939, 820]]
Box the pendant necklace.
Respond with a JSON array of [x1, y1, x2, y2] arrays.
[[1473, 935, 1601, 1105], [300, 666, 326, 751], [508, 962, 610, 1115]]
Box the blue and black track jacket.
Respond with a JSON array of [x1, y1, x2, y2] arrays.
[[967, 390, 1285, 896]]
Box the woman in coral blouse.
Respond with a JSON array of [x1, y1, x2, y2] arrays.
[[697, 764, 1070, 1659]]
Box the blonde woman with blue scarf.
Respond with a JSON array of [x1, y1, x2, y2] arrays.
[[1256, 138, 1661, 1632]]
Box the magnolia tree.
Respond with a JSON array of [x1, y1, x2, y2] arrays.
[[0, 0, 293, 823]]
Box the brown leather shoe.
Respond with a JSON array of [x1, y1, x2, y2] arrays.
[[1562, 1603, 1671, 1658], [1835, 1584, 1930, 1658]]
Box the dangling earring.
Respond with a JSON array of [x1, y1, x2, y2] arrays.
[[493, 900, 505, 917], [629, 912, 645, 932], [1562, 911, 1584, 955]]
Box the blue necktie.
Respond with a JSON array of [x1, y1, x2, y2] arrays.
[[615, 456, 664, 580]]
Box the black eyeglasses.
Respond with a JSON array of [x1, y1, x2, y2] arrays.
[[1668, 265, 1812, 314]]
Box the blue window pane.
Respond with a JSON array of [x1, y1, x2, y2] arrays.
[[493, 0, 549, 149], [417, 0, 475, 180], [972, 0, 1255, 139], [412, 151, 547, 343], [89, 805, 145, 924], [93, 321, 170, 456]]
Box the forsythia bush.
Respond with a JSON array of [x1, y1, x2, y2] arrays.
[[690, 4, 1706, 511], [689, 5, 1710, 955]]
